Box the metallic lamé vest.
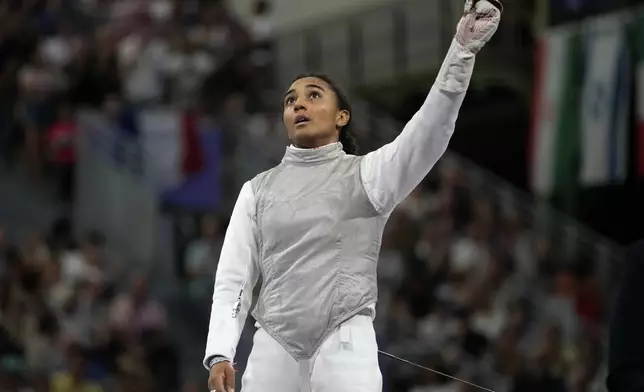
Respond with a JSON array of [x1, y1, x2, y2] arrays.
[[250, 143, 386, 360]]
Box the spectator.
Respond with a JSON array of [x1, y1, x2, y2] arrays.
[[417, 299, 458, 351], [0, 59, 21, 167], [59, 231, 106, 286], [188, 2, 235, 59], [39, 21, 82, 70], [450, 219, 492, 284], [47, 102, 77, 203], [50, 343, 102, 392], [117, 24, 168, 107], [574, 269, 602, 331], [24, 313, 62, 374], [198, 2, 254, 106], [108, 276, 167, 342], [67, 27, 122, 108], [18, 48, 64, 179], [21, 231, 51, 268], [247, 0, 275, 90], [41, 259, 73, 315], [148, 0, 175, 25], [499, 207, 536, 282], [164, 30, 215, 107], [542, 269, 580, 345], [59, 279, 109, 348]]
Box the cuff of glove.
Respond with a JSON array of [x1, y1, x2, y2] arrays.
[[434, 39, 476, 94], [208, 355, 232, 370]]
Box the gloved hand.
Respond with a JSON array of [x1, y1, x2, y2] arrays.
[[455, 0, 502, 55], [435, 0, 502, 93]]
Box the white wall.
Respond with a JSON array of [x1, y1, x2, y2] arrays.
[[230, 0, 399, 32]]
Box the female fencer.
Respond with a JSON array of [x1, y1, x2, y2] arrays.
[[205, 1, 502, 391]]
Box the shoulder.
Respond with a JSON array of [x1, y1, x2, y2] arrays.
[[340, 152, 364, 163], [250, 164, 284, 193]]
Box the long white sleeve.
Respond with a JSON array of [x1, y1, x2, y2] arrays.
[[359, 0, 502, 215], [203, 181, 259, 369], [360, 85, 465, 215]]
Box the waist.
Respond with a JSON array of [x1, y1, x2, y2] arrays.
[[254, 306, 374, 330], [253, 299, 377, 360]]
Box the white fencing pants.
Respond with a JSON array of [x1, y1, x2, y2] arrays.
[[241, 314, 382, 392]]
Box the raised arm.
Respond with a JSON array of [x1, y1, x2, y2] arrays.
[[203, 181, 260, 368], [360, 0, 501, 215]]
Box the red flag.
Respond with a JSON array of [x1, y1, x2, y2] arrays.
[[181, 111, 204, 178]]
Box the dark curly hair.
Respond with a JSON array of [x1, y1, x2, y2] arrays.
[[291, 73, 359, 155]]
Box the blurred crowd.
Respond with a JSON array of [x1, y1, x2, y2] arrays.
[[0, 0, 274, 203], [0, 220, 179, 392], [0, 0, 274, 391], [0, 0, 614, 392], [372, 158, 606, 392]]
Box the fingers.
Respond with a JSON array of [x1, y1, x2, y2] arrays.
[[473, 0, 503, 13], [211, 373, 226, 392], [225, 365, 236, 392], [464, 0, 474, 14], [487, 0, 503, 13]]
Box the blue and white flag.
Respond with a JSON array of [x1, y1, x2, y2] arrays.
[[579, 14, 630, 186]]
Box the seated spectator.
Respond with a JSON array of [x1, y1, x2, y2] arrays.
[[50, 343, 102, 392], [21, 231, 51, 268], [24, 313, 63, 375], [108, 276, 167, 343], [60, 231, 106, 286], [417, 299, 459, 351], [60, 279, 110, 348], [41, 259, 74, 315], [114, 345, 154, 392], [453, 309, 489, 360]]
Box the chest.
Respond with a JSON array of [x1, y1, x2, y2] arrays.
[[254, 161, 374, 255], [258, 166, 349, 242]]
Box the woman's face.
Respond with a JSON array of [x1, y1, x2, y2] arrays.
[[282, 77, 349, 148]]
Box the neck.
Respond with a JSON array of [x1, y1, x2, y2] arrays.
[[292, 136, 339, 150], [282, 142, 344, 164]]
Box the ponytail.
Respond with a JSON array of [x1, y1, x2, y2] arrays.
[[339, 126, 359, 155]]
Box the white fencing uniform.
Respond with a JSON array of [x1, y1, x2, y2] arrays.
[[203, 86, 463, 391], [243, 315, 381, 391], [203, 1, 501, 390]]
